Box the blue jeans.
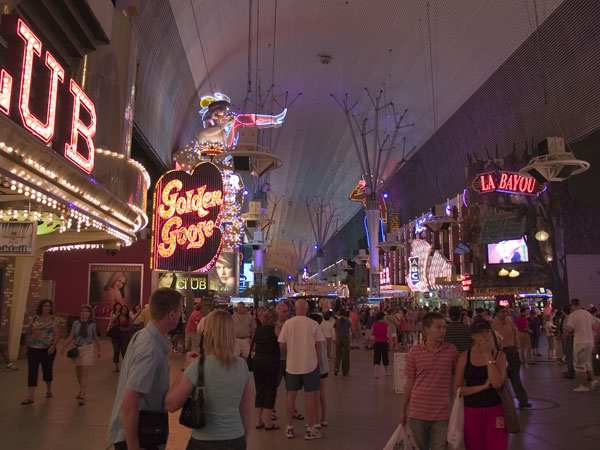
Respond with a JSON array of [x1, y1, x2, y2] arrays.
[[186, 436, 245, 450], [409, 418, 448, 450]]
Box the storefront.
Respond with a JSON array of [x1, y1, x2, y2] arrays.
[[0, 11, 148, 358]]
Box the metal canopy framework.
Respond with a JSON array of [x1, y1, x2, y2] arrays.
[[139, 0, 566, 274]]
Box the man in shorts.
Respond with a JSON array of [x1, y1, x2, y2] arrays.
[[278, 299, 325, 440], [565, 298, 599, 392]]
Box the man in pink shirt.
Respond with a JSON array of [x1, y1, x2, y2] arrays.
[[399, 312, 458, 450], [515, 307, 533, 365]]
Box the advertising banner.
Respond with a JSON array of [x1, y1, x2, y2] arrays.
[[88, 264, 143, 320], [0, 222, 37, 256], [152, 251, 239, 299]]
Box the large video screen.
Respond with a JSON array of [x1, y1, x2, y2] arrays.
[[487, 237, 529, 264]]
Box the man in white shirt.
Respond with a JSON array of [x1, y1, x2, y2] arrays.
[[320, 311, 334, 359], [278, 299, 325, 440], [565, 298, 599, 392], [232, 302, 256, 358]]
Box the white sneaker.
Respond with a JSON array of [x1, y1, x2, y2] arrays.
[[5, 363, 18, 371], [304, 427, 323, 440], [574, 385, 590, 392], [284, 426, 294, 438]]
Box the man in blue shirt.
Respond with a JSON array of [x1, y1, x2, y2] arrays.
[[107, 288, 183, 450]]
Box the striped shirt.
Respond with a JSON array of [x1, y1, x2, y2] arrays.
[[444, 321, 472, 353], [405, 342, 459, 421]]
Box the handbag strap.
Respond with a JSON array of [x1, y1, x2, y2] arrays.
[[197, 355, 205, 389]]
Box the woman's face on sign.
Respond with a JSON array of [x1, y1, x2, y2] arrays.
[[159, 272, 174, 288], [216, 259, 233, 283], [113, 275, 126, 290]]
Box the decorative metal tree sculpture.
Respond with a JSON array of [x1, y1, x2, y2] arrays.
[[305, 197, 338, 281], [332, 89, 413, 295], [291, 236, 311, 282]]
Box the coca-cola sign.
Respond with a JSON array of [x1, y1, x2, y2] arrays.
[[472, 171, 545, 196], [151, 162, 224, 273]]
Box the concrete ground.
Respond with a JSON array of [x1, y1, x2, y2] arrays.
[[0, 337, 598, 450]]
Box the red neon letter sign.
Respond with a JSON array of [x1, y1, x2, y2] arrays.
[[65, 79, 96, 174], [16, 19, 64, 144], [0, 69, 12, 115]]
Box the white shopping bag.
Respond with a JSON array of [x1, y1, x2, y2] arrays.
[[383, 424, 418, 450], [447, 388, 464, 449]]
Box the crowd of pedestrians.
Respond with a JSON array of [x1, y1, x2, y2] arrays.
[[6, 291, 599, 450]]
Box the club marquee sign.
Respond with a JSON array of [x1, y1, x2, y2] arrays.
[[0, 16, 97, 173], [472, 171, 545, 196], [151, 162, 224, 273]]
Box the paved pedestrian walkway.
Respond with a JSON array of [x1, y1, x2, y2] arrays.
[[0, 338, 598, 449]]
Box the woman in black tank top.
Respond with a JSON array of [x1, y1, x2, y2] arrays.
[[453, 320, 509, 450]]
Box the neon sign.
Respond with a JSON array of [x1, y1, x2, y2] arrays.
[[415, 213, 433, 234], [0, 16, 96, 173], [472, 171, 544, 196], [349, 179, 388, 223], [152, 162, 224, 272], [461, 275, 472, 292], [380, 267, 391, 286]]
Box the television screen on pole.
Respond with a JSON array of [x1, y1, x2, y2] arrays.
[[487, 237, 529, 264]]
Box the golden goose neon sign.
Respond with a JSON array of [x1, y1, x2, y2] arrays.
[[152, 162, 224, 272]]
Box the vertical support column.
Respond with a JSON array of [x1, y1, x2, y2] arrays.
[[366, 196, 380, 297], [317, 255, 323, 282], [8, 254, 37, 360], [253, 234, 263, 309]]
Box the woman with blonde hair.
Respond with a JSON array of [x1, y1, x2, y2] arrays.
[[61, 305, 100, 405], [165, 309, 253, 450], [101, 272, 127, 304]]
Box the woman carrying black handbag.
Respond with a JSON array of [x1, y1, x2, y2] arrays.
[[165, 310, 253, 450]]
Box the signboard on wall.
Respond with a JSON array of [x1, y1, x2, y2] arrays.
[[153, 251, 239, 299], [472, 171, 545, 196], [0, 222, 37, 255], [151, 161, 224, 273], [0, 16, 97, 173], [88, 264, 143, 320]]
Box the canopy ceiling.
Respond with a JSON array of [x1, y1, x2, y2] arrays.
[[153, 0, 563, 274]]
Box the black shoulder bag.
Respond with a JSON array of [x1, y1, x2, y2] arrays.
[[179, 355, 206, 429]]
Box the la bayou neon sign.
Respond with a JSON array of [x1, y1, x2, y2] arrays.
[[472, 171, 544, 196], [152, 162, 224, 273], [0, 16, 96, 173]]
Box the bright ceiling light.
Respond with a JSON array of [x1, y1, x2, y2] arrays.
[[508, 269, 520, 278], [535, 230, 549, 241], [498, 268, 509, 277]]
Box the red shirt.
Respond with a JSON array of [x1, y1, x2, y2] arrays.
[[404, 341, 458, 421], [372, 321, 388, 343], [515, 315, 529, 333], [185, 310, 203, 333]]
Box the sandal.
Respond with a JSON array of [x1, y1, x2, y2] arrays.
[[45, 392, 53, 398], [255, 423, 264, 429], [265, 424, 280, 430], [21, 399, 34, 405], [293, 411, 304, 420], [78, 397, 85, 406]]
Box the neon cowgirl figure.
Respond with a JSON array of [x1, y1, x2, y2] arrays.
[[101, 272, 127, 305], [172, 92, 287, 168]]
